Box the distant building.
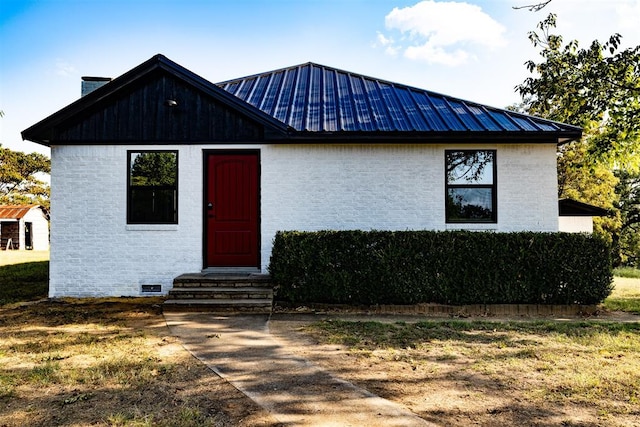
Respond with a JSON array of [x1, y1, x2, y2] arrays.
[[0, 205, 49, 250], [558, 198, 609, 233]]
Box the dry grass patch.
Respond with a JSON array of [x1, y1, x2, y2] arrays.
[[604, 277, 640, 313], [0, 298, 278, 427], [292, 319, 640, 427], [0, 250, 50, 266]]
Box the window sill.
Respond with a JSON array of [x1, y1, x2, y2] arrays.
[[445, 223, 497, 231], [125, 224, 178, 231]]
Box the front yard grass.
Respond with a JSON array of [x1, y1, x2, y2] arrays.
[[296, 273, 640, 426], [603, 277, 640, 314], [301, 317, 640, 426], [0, 298, 274, 426], [0, 251, 274, 426]]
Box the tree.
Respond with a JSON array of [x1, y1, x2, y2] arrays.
[[512, 0, 552, 12], [0, 145, 51, 208], [130, 152, 177, 186], [517, 13, 640, 169], [516, 13, 640, 265], [614, 170, 640, 266]]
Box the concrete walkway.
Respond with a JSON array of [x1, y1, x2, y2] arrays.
[[164, 313, 434, 426]]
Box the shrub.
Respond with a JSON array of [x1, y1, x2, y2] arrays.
[[269, 230, 613, 306]]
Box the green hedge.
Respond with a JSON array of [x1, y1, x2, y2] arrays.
[[269, 230, 613, 305]]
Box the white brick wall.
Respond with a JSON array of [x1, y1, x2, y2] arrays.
[[49, 142, 558, 297], [49, 144, 206, 297], [260, 143, 559, 270]]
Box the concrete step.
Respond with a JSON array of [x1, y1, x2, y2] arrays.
[[172, 273, 272, 288], [163, 298, 273, 313], [168, 287, 273, 300], [165, 273, 274, 313]]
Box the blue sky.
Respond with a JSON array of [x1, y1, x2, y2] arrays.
[[2, 0, 639, 155]]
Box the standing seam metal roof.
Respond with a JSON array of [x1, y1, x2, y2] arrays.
[[218, 62, 581, 136]]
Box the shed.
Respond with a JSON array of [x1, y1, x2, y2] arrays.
[[0, 205, 49, 250], [21, 54, 582, 297], [558, 198, 609, 233]]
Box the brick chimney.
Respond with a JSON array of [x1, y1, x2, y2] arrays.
[[81, 76, 112, 97]]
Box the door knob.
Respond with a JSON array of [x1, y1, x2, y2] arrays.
[[207, 202, 214, 210]]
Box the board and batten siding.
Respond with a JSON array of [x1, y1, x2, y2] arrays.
[[49, 143, 558, 297]]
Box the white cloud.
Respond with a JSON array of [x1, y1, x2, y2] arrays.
[[616, 0, 640, 34], [380, 0, 506, 66], [374, 31, 401, 56], [55, 59, 77, 76], [405, 44, 470, 66]]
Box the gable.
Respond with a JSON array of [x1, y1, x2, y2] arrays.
[[22, 55, 289, 146], [55, 71, 265, 143]]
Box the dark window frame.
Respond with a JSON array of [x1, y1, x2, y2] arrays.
[[445, 149, 497, 224], [127, 150, 179, 224]]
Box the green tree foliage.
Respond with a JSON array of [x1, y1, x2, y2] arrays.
[[557, 141, 620, 245], [130, 152, 177, 186], [516, 13, 640, 266], [517, 13, 640, 169], [615, 170, 640, 266], [0, 145, 50, 208]]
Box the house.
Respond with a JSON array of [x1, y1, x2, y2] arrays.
[[0, 205, 49, 251], [558, 198, 609, 233], [22, 54, 582, 297]]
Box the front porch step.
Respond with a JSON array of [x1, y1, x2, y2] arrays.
[[172, 273, 272, 288], [164, 273, 273, 313], [168, 287, 273, 300], [163, 299, 274, 312]]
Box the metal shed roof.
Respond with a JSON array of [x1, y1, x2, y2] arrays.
[[218, 62, 582, 140], [0, 205, 47, 220], [558, 199, 610, 217]]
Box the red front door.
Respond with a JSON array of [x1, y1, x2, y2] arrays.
[[205, 153, 259, 267]]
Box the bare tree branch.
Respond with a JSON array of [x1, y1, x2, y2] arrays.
[[513, 0, 552, 12]]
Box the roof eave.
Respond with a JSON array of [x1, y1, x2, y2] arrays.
[[267, 130, 582, 144], [559, 198, 610, 217]]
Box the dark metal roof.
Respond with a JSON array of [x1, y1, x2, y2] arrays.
[[22, 55, 582, 146], [559, 199, 609, 217], [218, 62, 582, 140]]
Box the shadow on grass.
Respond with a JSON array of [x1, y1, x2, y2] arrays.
[[296, 317, 640, 425], [0, 261, 49, 304], [309, 319, 640, 350]]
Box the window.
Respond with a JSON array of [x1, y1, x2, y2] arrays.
[[128, 151, 178, 224], [445, 150, 496, 223]]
